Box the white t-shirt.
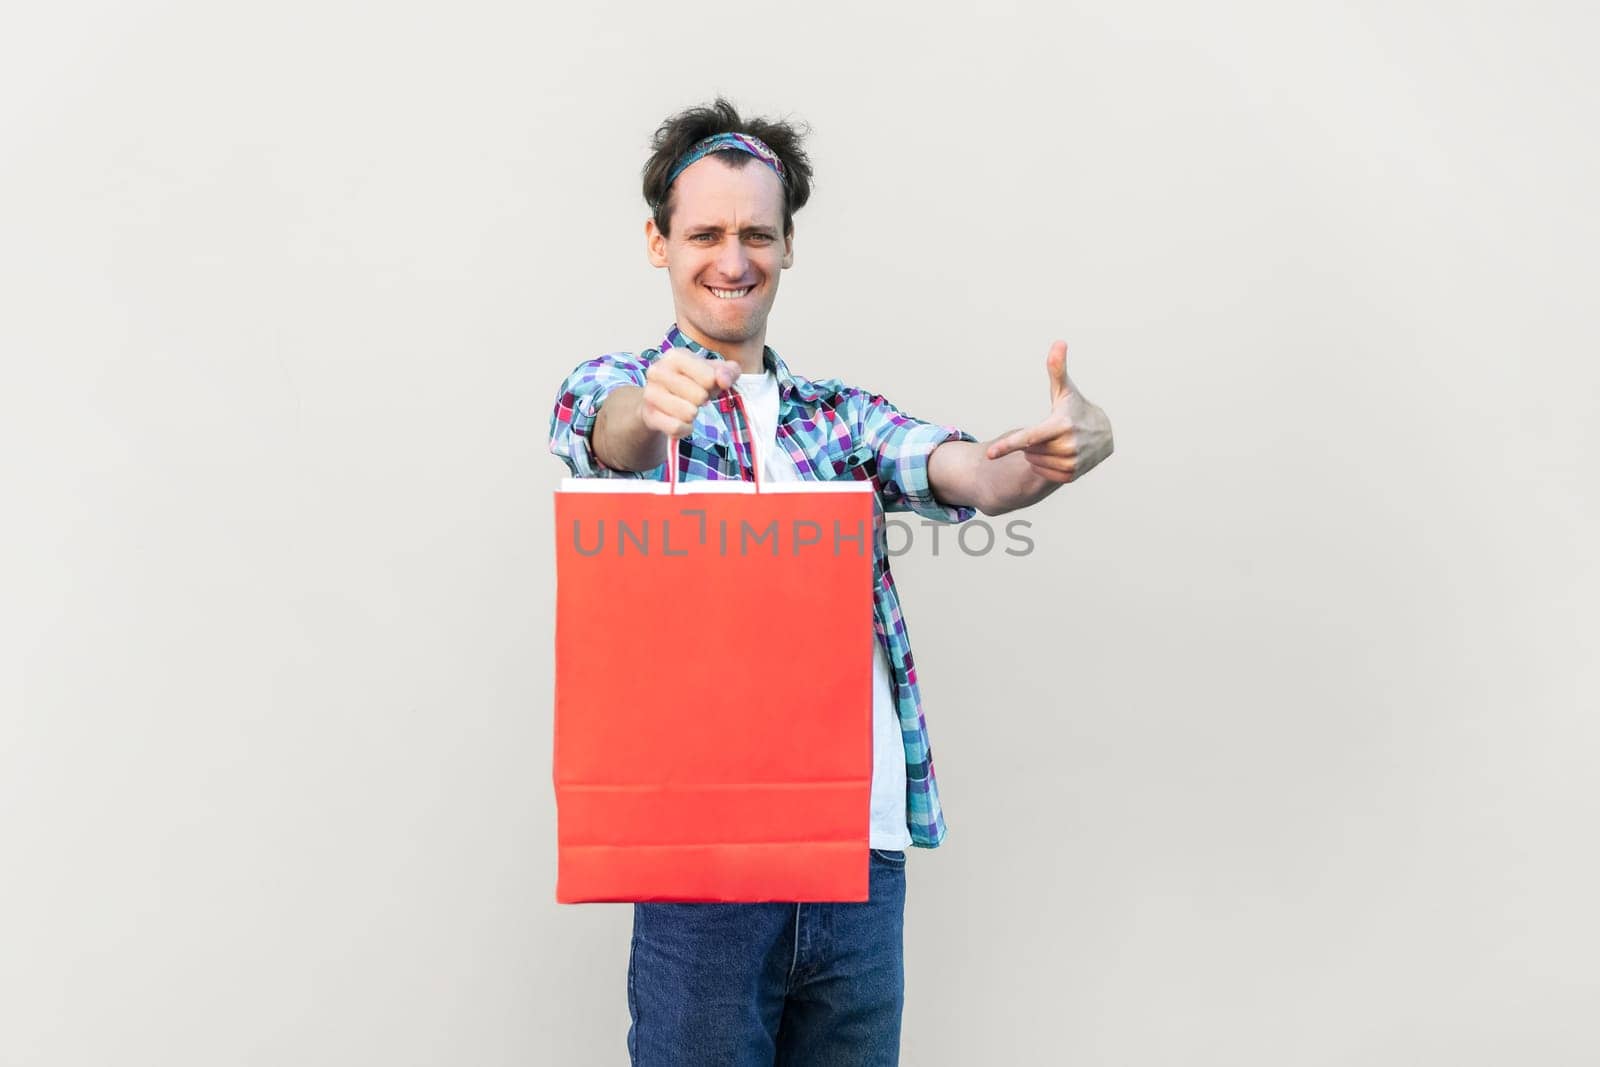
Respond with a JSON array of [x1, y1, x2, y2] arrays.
[[733, 369, 912, 851]]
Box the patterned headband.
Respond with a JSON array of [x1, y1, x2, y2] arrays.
[[656, 132, 787, 209]]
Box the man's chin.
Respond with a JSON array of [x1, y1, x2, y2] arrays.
[[695, 311, 765, 344]]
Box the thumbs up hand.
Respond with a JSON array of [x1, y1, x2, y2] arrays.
[[984, 341, 1113, 483]]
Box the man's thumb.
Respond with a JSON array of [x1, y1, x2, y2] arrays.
[[1046, 341, 1069, 400]]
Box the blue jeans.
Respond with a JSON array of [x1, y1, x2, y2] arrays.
[[627, 848, 907, 1066]]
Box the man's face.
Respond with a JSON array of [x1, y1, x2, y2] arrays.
[[646, 155, 794, 355]]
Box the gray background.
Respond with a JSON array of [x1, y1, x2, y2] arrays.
[[3, 1, 1596, 1064]]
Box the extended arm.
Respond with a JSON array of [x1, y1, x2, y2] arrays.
[[591, 386, 664, 472], [549, 348, 739, 476]]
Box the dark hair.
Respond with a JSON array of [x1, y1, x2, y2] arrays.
[[642, 97, 814, 238]]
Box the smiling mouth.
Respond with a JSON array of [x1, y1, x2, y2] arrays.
[[707, 285, 753, 300]]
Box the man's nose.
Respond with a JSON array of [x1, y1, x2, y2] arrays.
[[715, 238, 749, 279]]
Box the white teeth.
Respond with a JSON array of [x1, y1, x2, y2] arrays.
[[710, 286, 751, 299]]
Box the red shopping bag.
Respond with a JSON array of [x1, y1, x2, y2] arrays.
[[553, 448, 876, 903]]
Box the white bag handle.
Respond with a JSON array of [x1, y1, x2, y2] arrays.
[[664, 392, 764, 493]]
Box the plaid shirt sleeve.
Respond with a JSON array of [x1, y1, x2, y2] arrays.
[[548, 352, 654, 479], [847, 389, 980, 523]]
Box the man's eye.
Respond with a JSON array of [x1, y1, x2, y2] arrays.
[[746, 234, 773, 244], [691, 233, 716, 243]]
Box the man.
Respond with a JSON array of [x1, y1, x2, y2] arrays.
[[548, 98, 1113, 1066]]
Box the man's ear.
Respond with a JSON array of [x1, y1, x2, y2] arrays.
[[781, 227, 795, 269], [645, 217, 669, 268]]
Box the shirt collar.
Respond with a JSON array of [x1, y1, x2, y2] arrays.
[[659, 323, 823, 401]]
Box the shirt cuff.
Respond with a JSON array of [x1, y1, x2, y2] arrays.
[[891, 423, 980, 523], [564, 379, 635, 478]]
